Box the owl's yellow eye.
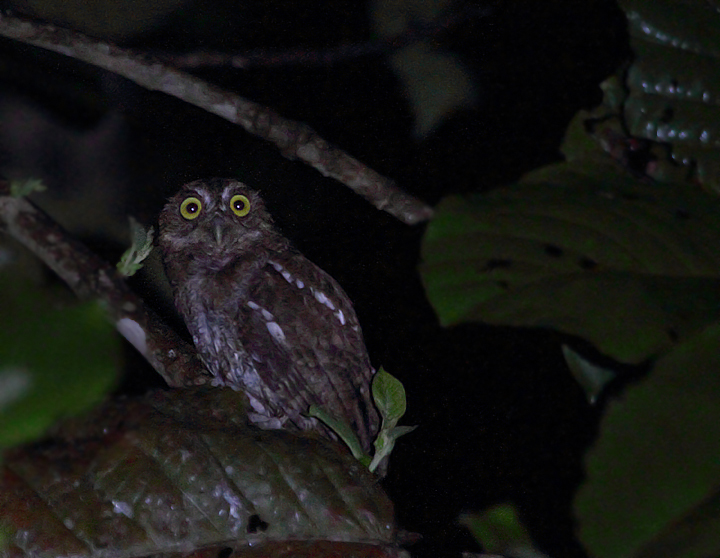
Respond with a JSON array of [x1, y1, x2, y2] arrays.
[[180, 196, 202, 220], [230, 194, 251, 217]]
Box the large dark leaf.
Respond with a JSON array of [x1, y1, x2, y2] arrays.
[[634, 486, 720, 558], [575, 323, 720, 558], [420, 167, 720, 362], [0, 278, 119, 451], [0, 388, 400, 558]]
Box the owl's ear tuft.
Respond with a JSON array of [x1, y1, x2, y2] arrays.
[[230, 194, 251, 217], [180, 196, 203, 220]]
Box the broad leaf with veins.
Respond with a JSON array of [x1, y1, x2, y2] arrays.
[[421, 159, 720, 363], [0, 388, 401, 558]]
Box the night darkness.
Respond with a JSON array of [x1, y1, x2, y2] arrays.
[[0, 1, 632, 557]]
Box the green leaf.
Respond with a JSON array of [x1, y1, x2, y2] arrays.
[[575, 322, 720, 558], [635, 486, 720, 558], [310, 369, 416, 473], [1, 389, 396, 554], [620, 0, 720, 191], [0, 281, 119, 450], [372, 367, 407, 427], [369, 424, 416, 474], [306, 405, 367, 464], [9, 178, 46, 197], [370, 2, 476, 137], [420, 169, 720, 363], [117, 217, 154, 277], [459, 503, 538, 556]]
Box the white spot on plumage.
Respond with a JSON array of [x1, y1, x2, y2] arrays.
[[248, 395, 267, 414], [334, 309, 346, 325], [296, 279, 304, 289], [266, 321, 286, 342], [311, 287, 336, 310], [270, 260, 298, 285], [247, 301, 260, 310], [261, 309, 274, 321]]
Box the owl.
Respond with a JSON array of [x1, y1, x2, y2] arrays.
[[158, 178, 379, 451]]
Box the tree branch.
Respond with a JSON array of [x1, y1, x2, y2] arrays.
[[0, 181, 210, 388], [0, 11, 434, 225]]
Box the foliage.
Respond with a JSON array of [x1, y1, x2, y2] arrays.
[[460, 503, 545, 558], [421, 168, 720, 363], [117, 217, 154, 277], [0, 388, 398, 557], [576, 323, 720, 558], [309, 367, 416, 473], [0, 278, 119, 452], [420, 1, 720, 557], [9, 178, 45, 198]]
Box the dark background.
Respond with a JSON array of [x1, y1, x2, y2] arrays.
[[0, 2, 631, 556]]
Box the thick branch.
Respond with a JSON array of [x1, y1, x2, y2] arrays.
[[0, 181, 210, 388], [0, 12, 433, 225]]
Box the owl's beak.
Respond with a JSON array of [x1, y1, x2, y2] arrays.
[[213, 218, 224, 246]]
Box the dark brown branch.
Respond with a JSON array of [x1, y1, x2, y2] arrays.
[[0, 181, 210, 388], [0, 12, 434, 225]]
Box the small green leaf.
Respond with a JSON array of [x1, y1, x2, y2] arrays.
[[117, 217, 154, 277], [372, 368, 407, 427], [309, 370, 414, 473], [459, 504, 536, 556], [369, 424, 416, 474], [9, 178, 46, 197], [306, 405, 367, 464]]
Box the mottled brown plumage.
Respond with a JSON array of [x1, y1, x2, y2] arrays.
[[158, 178, 378, 450]]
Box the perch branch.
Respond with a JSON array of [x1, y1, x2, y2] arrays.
[[0, 181, 210, 388], [0, 12, 434, 225]]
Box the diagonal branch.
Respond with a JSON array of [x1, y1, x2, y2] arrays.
[[0, 11, 434, 225], [0, 181, 210, 388]]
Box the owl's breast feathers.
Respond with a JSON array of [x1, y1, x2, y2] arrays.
[[181, 246, 379, 451]]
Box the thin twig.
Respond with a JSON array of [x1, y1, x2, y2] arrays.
[[0, 12, 434, 225], [0, 181, 210, 388]]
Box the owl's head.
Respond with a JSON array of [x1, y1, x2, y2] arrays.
[[159, 178, 288, 271]]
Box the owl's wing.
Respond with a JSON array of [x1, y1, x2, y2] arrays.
[[237, 251, 379, 450]]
